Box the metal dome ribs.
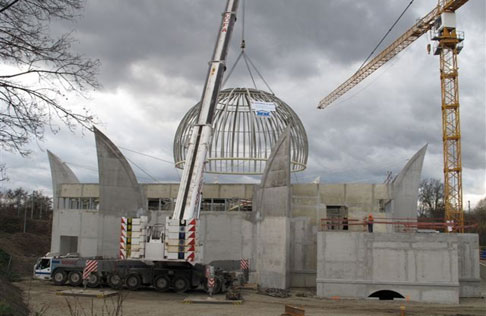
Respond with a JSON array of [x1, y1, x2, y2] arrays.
[[173, 88, 308, 175]]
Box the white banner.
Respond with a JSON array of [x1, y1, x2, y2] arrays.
[[251, 101, 276, 117]]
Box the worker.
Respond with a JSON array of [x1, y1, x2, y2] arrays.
[[367, 213, 374, 233]]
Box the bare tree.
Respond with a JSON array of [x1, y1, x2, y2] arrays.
[[0, 0, 100, 157], [418, 178, 445, 219]]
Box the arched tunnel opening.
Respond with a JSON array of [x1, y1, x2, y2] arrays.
[[369, 290, 405, 301]]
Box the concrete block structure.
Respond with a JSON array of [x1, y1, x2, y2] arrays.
[[457, 234, 481, 297], [316, 232, 480, 303], [47, 128, 480, 303]]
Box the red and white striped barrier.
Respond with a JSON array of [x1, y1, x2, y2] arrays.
[[240, 258, 249, 270], [120, 217, 128, 259], [207, 277, 215, 288], [83, 260, 98, 280], [185, 219, 197, 262], [120, 217, 133, 259]]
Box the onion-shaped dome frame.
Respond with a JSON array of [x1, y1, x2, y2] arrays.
[[173, 88, 308, 175]]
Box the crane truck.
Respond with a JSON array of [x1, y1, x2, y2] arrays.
[[33, 0, 240, 293]]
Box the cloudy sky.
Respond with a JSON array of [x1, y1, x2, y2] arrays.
[[1, 0, 485, 207]]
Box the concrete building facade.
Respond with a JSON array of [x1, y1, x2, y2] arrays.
[[47, 128, 480, 303], [316, 232, 480, 303]]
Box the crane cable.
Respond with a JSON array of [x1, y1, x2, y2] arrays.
[[223, 0, 274, 94], [357, 0, 415, 71]]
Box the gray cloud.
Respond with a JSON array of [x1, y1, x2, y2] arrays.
[[1, 0, 484, 206]]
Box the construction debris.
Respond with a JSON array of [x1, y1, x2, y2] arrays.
[[262, 288, 290, 298]]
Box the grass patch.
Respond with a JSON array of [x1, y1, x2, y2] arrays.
[[0, 300, 14, 316]]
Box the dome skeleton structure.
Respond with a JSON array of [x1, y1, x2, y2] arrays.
[[174, 87, 308, 175]]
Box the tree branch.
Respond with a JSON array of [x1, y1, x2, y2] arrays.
[[0, 0, 21, 14]]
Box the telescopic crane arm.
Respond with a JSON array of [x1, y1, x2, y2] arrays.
[[172, 0, 239, 221], [317, 0, 469, 232]]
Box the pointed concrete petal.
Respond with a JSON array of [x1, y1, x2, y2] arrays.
[[47, 150, 80, 209], [390, 144, 428, 219], [254, 127, 292, 218], [260, 127, 291, 189], [94, 126, 146, 258], [94, 126, 144, 216], [47, 150, 80, 184]]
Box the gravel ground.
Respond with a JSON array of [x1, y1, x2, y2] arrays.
[[17, 279, 486, 316]]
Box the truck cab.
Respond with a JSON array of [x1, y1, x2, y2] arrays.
[[33, 252, 79, 280], [33, 256, 52, 280]]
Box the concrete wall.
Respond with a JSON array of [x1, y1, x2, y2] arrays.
[[59, 183, 99, 197], [457, 234, 481, 297], [316, 232, 460, 304], [57, 182, 391, 216], [480, 262, 486, 280], [51, 208, 99, 257], [143, 183, 254, 200], [53, 182, 394, 282], [50, 144, 425, 287], [199, 212, 253, 263], [290, 217, 317, 287]]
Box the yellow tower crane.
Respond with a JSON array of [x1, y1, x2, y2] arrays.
[[318, 0, 468, 232]]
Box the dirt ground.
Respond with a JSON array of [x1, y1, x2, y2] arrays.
[[17, 279, 486, 316]]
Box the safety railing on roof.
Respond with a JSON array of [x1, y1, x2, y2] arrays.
[[319, 217, 478, 233]]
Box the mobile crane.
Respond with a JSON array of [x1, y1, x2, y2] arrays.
[[33, 0, 240, 292]]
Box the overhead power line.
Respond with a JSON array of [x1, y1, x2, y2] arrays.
[[357, 0, 415, 71]]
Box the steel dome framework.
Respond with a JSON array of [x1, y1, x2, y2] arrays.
[[173, 88, 308, 175]]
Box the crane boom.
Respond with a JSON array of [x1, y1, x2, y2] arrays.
[[318, 0, 467, 109], [173, 0, 239, 221], [317, 0, 469, 232]]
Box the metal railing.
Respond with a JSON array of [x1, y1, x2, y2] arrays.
[[319, 217, 478, 233]]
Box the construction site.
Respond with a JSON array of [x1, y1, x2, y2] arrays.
[[0, 0, 485, 315]]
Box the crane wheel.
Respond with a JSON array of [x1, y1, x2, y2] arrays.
[[87, 273, 101, 288], [68, 271, 82, 286], [153, 275, 170, 292], [52, 269, 67, 286], [125, 273, 141, 290], [107, 273, 123, 289], [172, 276, 190, 293], [214, 277, 223, 294]]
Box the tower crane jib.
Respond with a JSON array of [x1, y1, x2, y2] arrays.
[[317, 0, 469, 232]]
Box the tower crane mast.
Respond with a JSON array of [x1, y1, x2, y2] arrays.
[[318, 0, 468, 232]]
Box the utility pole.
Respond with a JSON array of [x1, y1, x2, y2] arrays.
[[31, 191, 34, 219], [23, 202, 27, 233]]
